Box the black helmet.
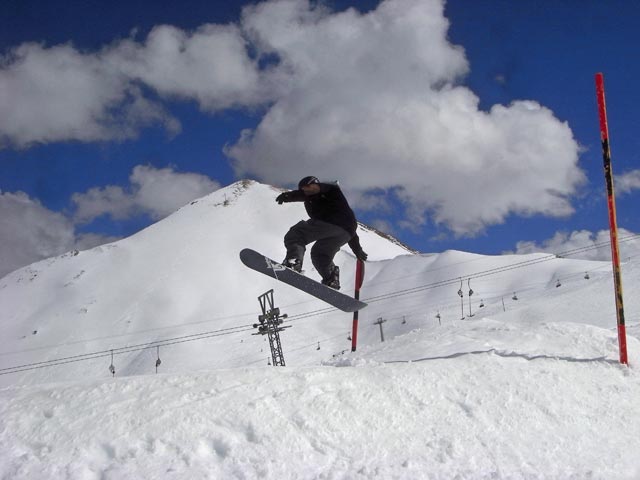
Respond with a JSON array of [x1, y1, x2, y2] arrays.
[[298, 176, 320, 189]]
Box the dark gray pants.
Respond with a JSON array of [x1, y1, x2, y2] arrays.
[[284, 219, 351, 280]]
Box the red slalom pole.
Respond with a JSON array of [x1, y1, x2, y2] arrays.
[[595, 73, 628, 365], [351, 260, 365, 352]]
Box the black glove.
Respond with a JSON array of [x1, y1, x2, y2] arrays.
[[275, 192, 291, 204], [348, 236, 368, 261], [354, 247, 368, 261]]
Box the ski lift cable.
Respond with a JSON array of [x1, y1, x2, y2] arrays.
[[286, 332, 351, 354], [343, 232, 640, 292], [289, 250, 640, 329], [1, 326, 256, 376], [183, 241, 639, 335], [0, 311, 261, 359], [360, 239, 627, 305], [19, 235, 640, 359], [278, 250, 640, 347], [4, 234, 639, 376], [0, 326, 255, 375], [287, 241, 640, 325]]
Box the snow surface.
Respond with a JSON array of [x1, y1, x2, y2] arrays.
[[2, 180, 640, 479]]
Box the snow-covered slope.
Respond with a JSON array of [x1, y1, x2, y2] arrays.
[[2, 179, 640, 478], [3, 356, 640, 479], [0, 180, 412, 387]]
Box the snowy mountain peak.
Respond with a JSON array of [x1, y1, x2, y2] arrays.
[[0, 180, 412, 387]]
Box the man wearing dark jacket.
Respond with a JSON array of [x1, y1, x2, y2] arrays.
[[275, 176, 368, 290]]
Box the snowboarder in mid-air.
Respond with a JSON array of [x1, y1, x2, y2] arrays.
[[275, 176, 368, 290]]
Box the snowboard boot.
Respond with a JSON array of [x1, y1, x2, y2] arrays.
[[282, 257, 303, 273], [322, 265, 340, 290]]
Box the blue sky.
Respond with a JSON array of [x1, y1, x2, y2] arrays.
[[1, 0, 639, 277]]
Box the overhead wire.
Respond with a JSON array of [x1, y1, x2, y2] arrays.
[[360, 233, 640, 305], [0, 324, 255, 376], [2, 232, 639, 376]]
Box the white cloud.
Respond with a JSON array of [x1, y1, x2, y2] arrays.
[[71, 185, 136, 224], [0, 42, 180, 148], [110, 24, 277, 111], [227, 0, 586, 236], [1, 0, 588, 238], [616, 169, 640, 195], [72, 165, 221, 223], [0, 191, 114, 278], [0, 22, 271, 147], [130, 165, 221, 219], [511, 228, 640, 262]]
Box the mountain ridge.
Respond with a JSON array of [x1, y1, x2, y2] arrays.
[[0, 180, 412, 387]]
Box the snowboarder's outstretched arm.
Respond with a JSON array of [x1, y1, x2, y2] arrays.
[[348, 234, 368, 261], [275, 190, 306, 204]]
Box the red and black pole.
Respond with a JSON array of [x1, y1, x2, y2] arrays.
[[595, 72, 628, 365], [351, 259, 365, 352]]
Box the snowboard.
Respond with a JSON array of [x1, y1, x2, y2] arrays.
[[239, 248, 367, 313]]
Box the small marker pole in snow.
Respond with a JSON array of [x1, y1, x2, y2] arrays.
[[109, 350, 115, 377], [351, 260, 365, 352], [467, 279, 475, 317], [595, 72, 628, 365], [155, 346, 162, 373], [458, 279, 465, 320]]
